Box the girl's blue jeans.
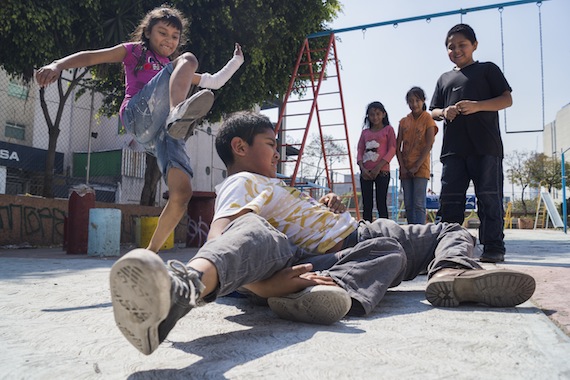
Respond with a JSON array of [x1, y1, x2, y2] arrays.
[[121, 63, 193, 179], [401, 177, 429, 224]]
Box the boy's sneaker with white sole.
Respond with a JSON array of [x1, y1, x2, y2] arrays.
[[166, 89, 214, 140], [268, 285, 352, 325], [109, 249, 205, 355]]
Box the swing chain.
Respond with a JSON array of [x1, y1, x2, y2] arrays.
[[538, 1, 545, 132], [499, 7, 508, 132]]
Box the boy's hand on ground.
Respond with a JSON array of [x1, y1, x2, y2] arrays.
[[244, 264, 336, 298], [299, 271, 338, 286]]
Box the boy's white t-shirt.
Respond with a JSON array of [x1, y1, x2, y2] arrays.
[[214, 172, 358, 253]]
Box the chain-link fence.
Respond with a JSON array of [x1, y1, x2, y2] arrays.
[[0, 69, 225, 205]]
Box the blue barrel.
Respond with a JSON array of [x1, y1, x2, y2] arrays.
[[88, 208, 121, 257]]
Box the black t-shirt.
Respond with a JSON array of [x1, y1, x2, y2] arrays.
[[430, 61, 512, 159]]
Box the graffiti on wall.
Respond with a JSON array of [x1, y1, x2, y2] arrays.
[[0, 194, 188, 247], [187, 215, 210, 248], [0, 204, 66, 245]]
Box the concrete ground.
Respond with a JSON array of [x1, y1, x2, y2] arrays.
[[0, 228, 569, 379]]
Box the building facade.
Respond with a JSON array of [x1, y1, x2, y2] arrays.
[[0, 69, 225, 204]]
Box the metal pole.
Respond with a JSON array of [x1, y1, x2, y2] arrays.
[[562, 148, 569, 233], [86, 90, 95, 185], [308, 0, 547, 39]]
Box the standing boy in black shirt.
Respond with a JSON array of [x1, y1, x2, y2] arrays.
[[430, 23, 512, 263]]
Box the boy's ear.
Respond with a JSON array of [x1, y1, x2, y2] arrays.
[[230, 136, 248, 157], [473, 41, 478, 51]]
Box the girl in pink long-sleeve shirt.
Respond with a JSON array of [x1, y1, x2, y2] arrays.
[[357, 101, 396, 221]]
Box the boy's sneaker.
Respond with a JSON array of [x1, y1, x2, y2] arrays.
[[109, 249, 205, 355], [267, 285, 351, 325], [166, 89, 214, 140], [425, 268, 536, 308]]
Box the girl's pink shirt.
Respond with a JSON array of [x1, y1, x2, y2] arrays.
[[357, 125, 397, 171], [119, 42, 170, 117]]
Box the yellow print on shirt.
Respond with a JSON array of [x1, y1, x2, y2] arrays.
[[217, 172, 356, 253]]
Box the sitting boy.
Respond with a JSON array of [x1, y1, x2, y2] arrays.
[[109, 111, 536, 355]]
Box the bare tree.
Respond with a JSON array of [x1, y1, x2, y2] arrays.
[[300, 133, 347, 184], [505, 150, 533, 215]]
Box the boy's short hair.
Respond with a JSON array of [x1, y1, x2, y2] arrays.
[[215, 111, 275, 167], [446, 23, 477, 45]]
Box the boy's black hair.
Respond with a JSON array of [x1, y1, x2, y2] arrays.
[[446, 23, 477, 45], [215, 111, 275, 167]]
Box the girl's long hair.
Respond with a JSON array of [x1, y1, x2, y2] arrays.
[[406, 87, 427, 111], [363, 101, 390, 129], [130, 5, 188, 73]]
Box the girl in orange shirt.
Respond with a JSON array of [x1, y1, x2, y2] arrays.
[[396, 87, 438, 224]]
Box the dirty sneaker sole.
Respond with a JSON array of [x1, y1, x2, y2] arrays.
[[167, 89, 214, 140], [267, 285, 351, 325], [109, 249, 171, 355], [425, 269, 536, 308]]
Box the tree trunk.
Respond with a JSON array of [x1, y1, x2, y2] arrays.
[[520, 185, 529, 215], [140, 154, 162, 206], [43, 127, 60, 198], [39, 70, 87, 198]]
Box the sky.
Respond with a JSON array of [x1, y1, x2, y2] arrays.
[[262, 0, 570, 196]]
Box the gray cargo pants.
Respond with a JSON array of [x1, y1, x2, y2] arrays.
[[193, 213, 481, 316]]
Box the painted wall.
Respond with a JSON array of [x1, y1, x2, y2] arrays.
[[0, 194, 192, 248]]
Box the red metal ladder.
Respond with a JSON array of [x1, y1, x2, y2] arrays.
[[274, 34, 360, 219]]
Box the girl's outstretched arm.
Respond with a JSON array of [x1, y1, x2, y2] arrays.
[[192, 43, 244, 88], [36, 44, 127, 87]]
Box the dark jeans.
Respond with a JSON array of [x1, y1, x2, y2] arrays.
[[437, 155, 505, 254], [360, 172, 390, 221]]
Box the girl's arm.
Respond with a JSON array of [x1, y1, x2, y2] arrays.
[[192, 43, 244, 88], [410, 125, 436, 175], [384, 126, 397, 163], [395, 125, 409, 175], [356, 132, 370, 179], [372, 126, 396, 175], [36, 45, 127, 87]]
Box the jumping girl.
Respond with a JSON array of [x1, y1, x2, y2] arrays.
[[36, 5, 244, 252]]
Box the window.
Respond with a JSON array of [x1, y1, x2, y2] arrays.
[[8, 82, 29, 100], [5, 122, 25, 140]]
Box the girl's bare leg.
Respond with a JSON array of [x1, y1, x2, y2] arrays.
[[169, 52, 198, 109], [147, 167, 192, 252]]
